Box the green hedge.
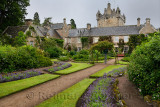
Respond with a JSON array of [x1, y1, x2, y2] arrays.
[[128, 33, 160, 100], [0, 45, 52, 73]]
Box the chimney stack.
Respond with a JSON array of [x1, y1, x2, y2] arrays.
[[25, 19, 33, 26], [137, 18, 140, 27], [63, 18, 66, 24], [87, 23, 91, 30], [146, 18, 150, 25]]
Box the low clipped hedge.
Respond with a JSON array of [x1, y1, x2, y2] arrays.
[[0, 45, 52, 73]]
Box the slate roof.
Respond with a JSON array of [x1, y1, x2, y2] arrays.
[[51, 23, 64, 29], [3, 26, 29, 37], [69, 25, 144, 37]]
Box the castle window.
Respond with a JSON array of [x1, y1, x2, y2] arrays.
[[124, 36, 129, 42], [30, 41, 34, 46], [77, 38, 81, 43], [68, 38, 71, 43], [115, 36, 119, 42], [94, 37, 99, 43]]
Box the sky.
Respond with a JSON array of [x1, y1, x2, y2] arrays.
[[26, 0, 160, 29]]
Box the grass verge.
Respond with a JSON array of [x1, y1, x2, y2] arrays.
[[90, 65, 127, 78], [37, 78, 95, 107], [0, 74, 60, 98], [53, 63, 93, 75]]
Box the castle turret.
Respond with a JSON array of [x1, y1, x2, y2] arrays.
[[97, 3, 125, 27], [106, 3, 112, 15]]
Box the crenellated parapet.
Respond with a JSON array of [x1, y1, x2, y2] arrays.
[[97, 3, 126, 27]]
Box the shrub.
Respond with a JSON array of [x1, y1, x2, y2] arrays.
[[128, 32, 160, 99], [45, 47, 62, 58], [121, 57, 130, 62], [0, 45, 52, 73], [58, 56, 70, 61]]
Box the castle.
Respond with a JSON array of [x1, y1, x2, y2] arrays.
[[96, 3, 126, 27]]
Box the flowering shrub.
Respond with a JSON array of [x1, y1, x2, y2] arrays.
[[0, 71, 42, 83], [45, 62, 72, 73]]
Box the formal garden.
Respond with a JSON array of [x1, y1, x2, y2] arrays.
[[0, 31, 159, 107]]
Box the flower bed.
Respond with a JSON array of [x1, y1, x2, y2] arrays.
[[104, 67, 127, 77], [77, 75, 126, 107], [45, 62, 72, 73], [0, 71, 42, 83]]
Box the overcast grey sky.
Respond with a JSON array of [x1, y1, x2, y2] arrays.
[[26, 0, 160, 28]]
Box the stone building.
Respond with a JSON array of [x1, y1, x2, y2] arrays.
[[96, 3, 126, 27], [2, 18, 71, 46], [66, 3, 157, 52]]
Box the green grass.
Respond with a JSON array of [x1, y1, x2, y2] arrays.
[[51, 59, 59, 62], [37, 79, 95, 107], [0, 74, 60, 98], [90, 65, 127, 78], [117, 61, 129, 65], [54, 63, 94, 75]]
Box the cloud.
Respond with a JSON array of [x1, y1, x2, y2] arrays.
[[26, 0, 160, 28]]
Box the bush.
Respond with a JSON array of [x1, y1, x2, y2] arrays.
[[45, 47, 62, 58], [128, 32, 160, 99], [0, 45, 52, 73], [121, 57, 130, 62], [58, 56, 70, 61]]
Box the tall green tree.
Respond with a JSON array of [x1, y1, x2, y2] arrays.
[[70, 19, 76, 29], [33, 12, 40, 25], [0, 0, 30, 33], [42, 17, 52, 26]]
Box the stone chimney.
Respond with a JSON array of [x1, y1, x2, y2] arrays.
[[87, 23, 91, 30], [146, 18, 150, 25], [137, 18, 140, 27], [107, 3, 112, 15], [25, 19, 33, 26], [68, 24, 71, 29], [63, 18, 66, 24]]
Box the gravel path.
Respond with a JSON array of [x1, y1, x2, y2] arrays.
[[118, 76, 152, 107], [0, 59, 118, 107]]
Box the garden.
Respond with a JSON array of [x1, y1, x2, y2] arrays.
[[0, 32, 159, 107]]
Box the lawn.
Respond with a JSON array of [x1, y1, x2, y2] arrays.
[[37, 79, 95, 107], [0, 74, 60, 98], [51, 59, 59, 62], [90, 65, 127, 78], [53, 63, 94, 75], [118, 61, 129, 65]]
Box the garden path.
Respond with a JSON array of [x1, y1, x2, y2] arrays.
[[0, 58, 120, 107], [118, 76, 152, 107]]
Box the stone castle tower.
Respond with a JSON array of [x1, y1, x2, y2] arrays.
[[96, 3, 126, 27]]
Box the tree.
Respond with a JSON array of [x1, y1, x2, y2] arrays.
[[14, 31, 27, 46], [42, 17, 52, 26], [127, 34, 147, 53], [0, 0, 30, 33], [118, 39, 125, 53], [33, 12, 40, 25], [81, 37, 89, 49], [90, 41, 114, 64], [70, 19, 76, 29]]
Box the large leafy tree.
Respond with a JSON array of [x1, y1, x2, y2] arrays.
[[0, 0, 30, 33], [14, 31, 27, 46], [70, 19, 76, 29], [33, 12, 40, 25], [42, 17, 52, 26]]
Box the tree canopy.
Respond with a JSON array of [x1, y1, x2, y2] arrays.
[[33, 12, 40, 25], [42, 17, 52, 26], [70, 19, 76, 29], [0, 0, 30, 33]]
